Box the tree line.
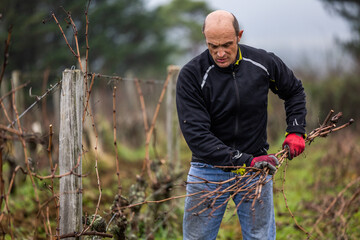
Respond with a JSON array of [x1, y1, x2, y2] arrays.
[[0, 0, 211, 79]]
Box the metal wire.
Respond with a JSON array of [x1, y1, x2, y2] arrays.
[[7, 80, 62, 128]]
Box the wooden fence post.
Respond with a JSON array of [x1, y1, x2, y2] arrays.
[[12, 71, 24, 114], [11, 71, 25, 185], [166, 66, 180, 171], [59, 69, 84, 239]]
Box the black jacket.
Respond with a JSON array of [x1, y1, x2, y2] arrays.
[[176, 44, 306, 167]]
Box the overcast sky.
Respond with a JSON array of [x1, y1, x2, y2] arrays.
[[147, 0, 353, 71]]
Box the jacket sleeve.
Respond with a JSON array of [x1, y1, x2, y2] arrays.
[[176, 66, 252, 167], [268, 53, 307, 135]]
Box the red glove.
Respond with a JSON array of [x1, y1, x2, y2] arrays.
[[250, 154, 279, 175], [282, 133, 305, 160]]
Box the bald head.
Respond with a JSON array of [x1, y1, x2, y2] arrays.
[[202, 10, 240, 37], [202, 10, 243, 68]]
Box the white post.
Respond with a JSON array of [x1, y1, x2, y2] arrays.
[[11, 71, 25, 184], [166, 66, 180, 171], [59, 69, 84, 238]]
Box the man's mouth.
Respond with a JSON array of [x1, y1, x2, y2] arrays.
[[217, 58, 227, 63]]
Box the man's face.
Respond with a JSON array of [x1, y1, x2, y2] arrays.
[[204, 25, 242, 68]]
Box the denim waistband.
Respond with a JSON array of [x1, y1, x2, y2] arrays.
[[191, 147, 268, 169]]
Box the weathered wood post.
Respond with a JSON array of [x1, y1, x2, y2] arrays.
[[166, 66, 180, 171], [12, 70, 24, 116], [11, 70, 25, 185], [59, 69, 84, 239]]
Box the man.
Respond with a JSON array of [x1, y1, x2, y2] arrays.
[[176, 10, 306, 240]]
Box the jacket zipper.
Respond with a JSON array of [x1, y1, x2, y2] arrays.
[[232, 70, 241, 148]]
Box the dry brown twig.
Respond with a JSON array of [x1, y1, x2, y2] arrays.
[[82, 73, 95, 123], [46, 124, 60, 239], [51, 9, 83, 72], [134, 78, 149, 133], [140, 66, 178, 185], [85, 0, 91, 76], [51, 13, 77, 58], [76, 96, 102, 238], [0, 82, 30, 105], [0, 25, 12, 86], [281, 159, 311, 238]]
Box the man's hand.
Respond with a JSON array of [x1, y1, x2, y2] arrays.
[[250, 155, 279, 175], [282, 133, 305, 160]]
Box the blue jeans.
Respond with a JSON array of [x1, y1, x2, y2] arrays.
[[183, 162, 276, 240]]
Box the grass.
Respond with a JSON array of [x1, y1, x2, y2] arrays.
[[1, 128, 358, 239]]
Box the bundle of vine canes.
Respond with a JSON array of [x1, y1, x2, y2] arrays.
[[186, 110, 354, 217]]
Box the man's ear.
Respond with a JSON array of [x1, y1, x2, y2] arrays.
[[238, 30, 244, 42]]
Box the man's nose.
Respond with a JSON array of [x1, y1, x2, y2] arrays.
[[217, 48, 225, 57]]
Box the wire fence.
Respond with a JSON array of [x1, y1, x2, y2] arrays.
[[0, 66, 184, 239]]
